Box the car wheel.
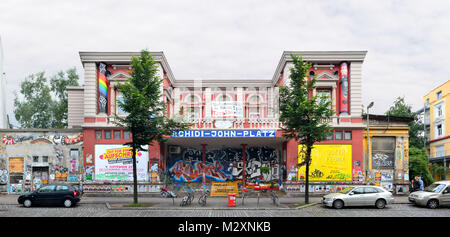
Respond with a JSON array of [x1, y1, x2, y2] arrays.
[[427, 199, 439, 209], [333, 200, 344, 209], [63, 199, 73, 208], [375, 199, 386, 209], [23, 199, 32, 208]]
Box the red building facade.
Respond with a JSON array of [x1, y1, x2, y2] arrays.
[[68, 51, 367, 191]]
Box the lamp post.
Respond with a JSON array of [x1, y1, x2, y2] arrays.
[[365, 102, 374, 183]]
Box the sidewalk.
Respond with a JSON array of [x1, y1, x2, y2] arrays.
[[0, 193, 411, 210]]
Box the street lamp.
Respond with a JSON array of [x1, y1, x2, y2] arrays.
[[365, 102, 374, 183]]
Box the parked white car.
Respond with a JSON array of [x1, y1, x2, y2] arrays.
[[409, 180, 450, 209], [322, 186, 395, 209]]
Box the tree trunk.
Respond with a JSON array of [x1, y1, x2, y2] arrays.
[[305, 146, 312, 204], [132, 147, 138, 204]]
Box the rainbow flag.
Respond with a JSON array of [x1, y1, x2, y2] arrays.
[[98, 62, 108, 113]]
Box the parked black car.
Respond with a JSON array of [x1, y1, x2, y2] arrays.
[[18, 184, 82, 208]]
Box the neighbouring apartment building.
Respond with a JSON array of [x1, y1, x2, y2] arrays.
[[422, 80, 450, 181], [67, 51, 369, 194]]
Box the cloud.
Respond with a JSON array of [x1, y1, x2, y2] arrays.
[[1, 0, 449, 126]]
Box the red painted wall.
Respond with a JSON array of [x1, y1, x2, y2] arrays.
[[83, 128, 163, 177]]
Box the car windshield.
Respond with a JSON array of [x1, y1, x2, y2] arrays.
[[424, 184, 446, 193], [340, 187, 355, 194]]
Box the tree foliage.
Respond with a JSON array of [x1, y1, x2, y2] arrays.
[[114, 50, 191, 203], [409, 146, 434, 186], [385, 96, 424, 148], [14, 72, 53, 128], [14, 68, 79, 128], [279, 54, 334, 203]]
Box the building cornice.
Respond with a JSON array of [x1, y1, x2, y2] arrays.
[[271, 51, 368, 86], [79, 51, 176, 86]]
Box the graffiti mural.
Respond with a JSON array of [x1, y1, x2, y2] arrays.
[[2, 134, 83, 145], [0, 169, 7, 184], [168, 146, 280, 183]]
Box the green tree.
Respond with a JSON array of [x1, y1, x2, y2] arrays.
[[409, 146, 433, 186], [50, 68, 80, 128], [385, 96, 424, 148], [14, 72, 54, 128], [279, 54, 334, 204], [14, 69, 80, 128], [114, 50, 191, 204]]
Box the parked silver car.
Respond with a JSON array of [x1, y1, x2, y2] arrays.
[[322, 186, 394, 209], [408, 180, 450, 209]]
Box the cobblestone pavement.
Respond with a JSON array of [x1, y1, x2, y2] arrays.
[[1, 203, 450, 217], [0, 194, 449, 217]]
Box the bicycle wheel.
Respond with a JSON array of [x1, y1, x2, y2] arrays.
[[198, 196, 207, 206]]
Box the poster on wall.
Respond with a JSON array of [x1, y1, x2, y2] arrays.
[[95, 145, 149, 182], [212, 101, 243, 117], [298, 144, 352, 181]]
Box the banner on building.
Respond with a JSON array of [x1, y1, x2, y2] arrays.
[[98, 62, 108, 113], [212, 101, 243, 117], [298, 144, 352, 181], [210, 181, 239, 197], [95, 145, 149, 181], [172, 130, 276, 138]]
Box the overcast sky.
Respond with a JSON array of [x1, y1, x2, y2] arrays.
[[1, 0, 449, 126]]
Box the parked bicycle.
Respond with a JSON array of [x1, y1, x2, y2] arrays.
[[270, 190, 279, 206], [198, 189, 210, 206], [240, 188, 248, 206], [180, 186, 195, 206]]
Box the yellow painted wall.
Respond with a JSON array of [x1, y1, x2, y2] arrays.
[[362, 127, 410, 183], [424, 80, 450, 155]]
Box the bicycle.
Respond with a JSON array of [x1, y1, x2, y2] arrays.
[[240, 188, 248, 206], [270, 190, 279, 206], [180, 186, 194, 206], [198, 189, 210, 206]]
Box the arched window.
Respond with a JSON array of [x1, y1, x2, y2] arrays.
[[247, 95, 263, 119], [184, 94, 202, 120]]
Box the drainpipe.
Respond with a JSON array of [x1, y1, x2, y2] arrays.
[[241, 144, 247, 187], [201, 144, 207, 185]]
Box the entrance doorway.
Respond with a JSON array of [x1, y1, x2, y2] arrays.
[[32, 166, 49, 191]]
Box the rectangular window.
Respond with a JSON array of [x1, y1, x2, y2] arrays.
[[437, 124, 443, 137], [436, 145, 445, 157], [437, 91, 442, 100], [344, 131, 352, 140], [326, 131, 334, 140], [104, 130, 112, 140], [117, 92, 128, 115], [335, 131, 343, 140], [33, 156, 39, 163], [95, 131, 102, 140], [114, 131, 121, 140], [317, 90, 331, 106], [42, 156, 49, 163], [123, 131, 130, 140]]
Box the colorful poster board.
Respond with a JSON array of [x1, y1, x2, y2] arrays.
[[210, 181, 239, 197], [95, 145, 148, 181], [298, 144, 352, 181]]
